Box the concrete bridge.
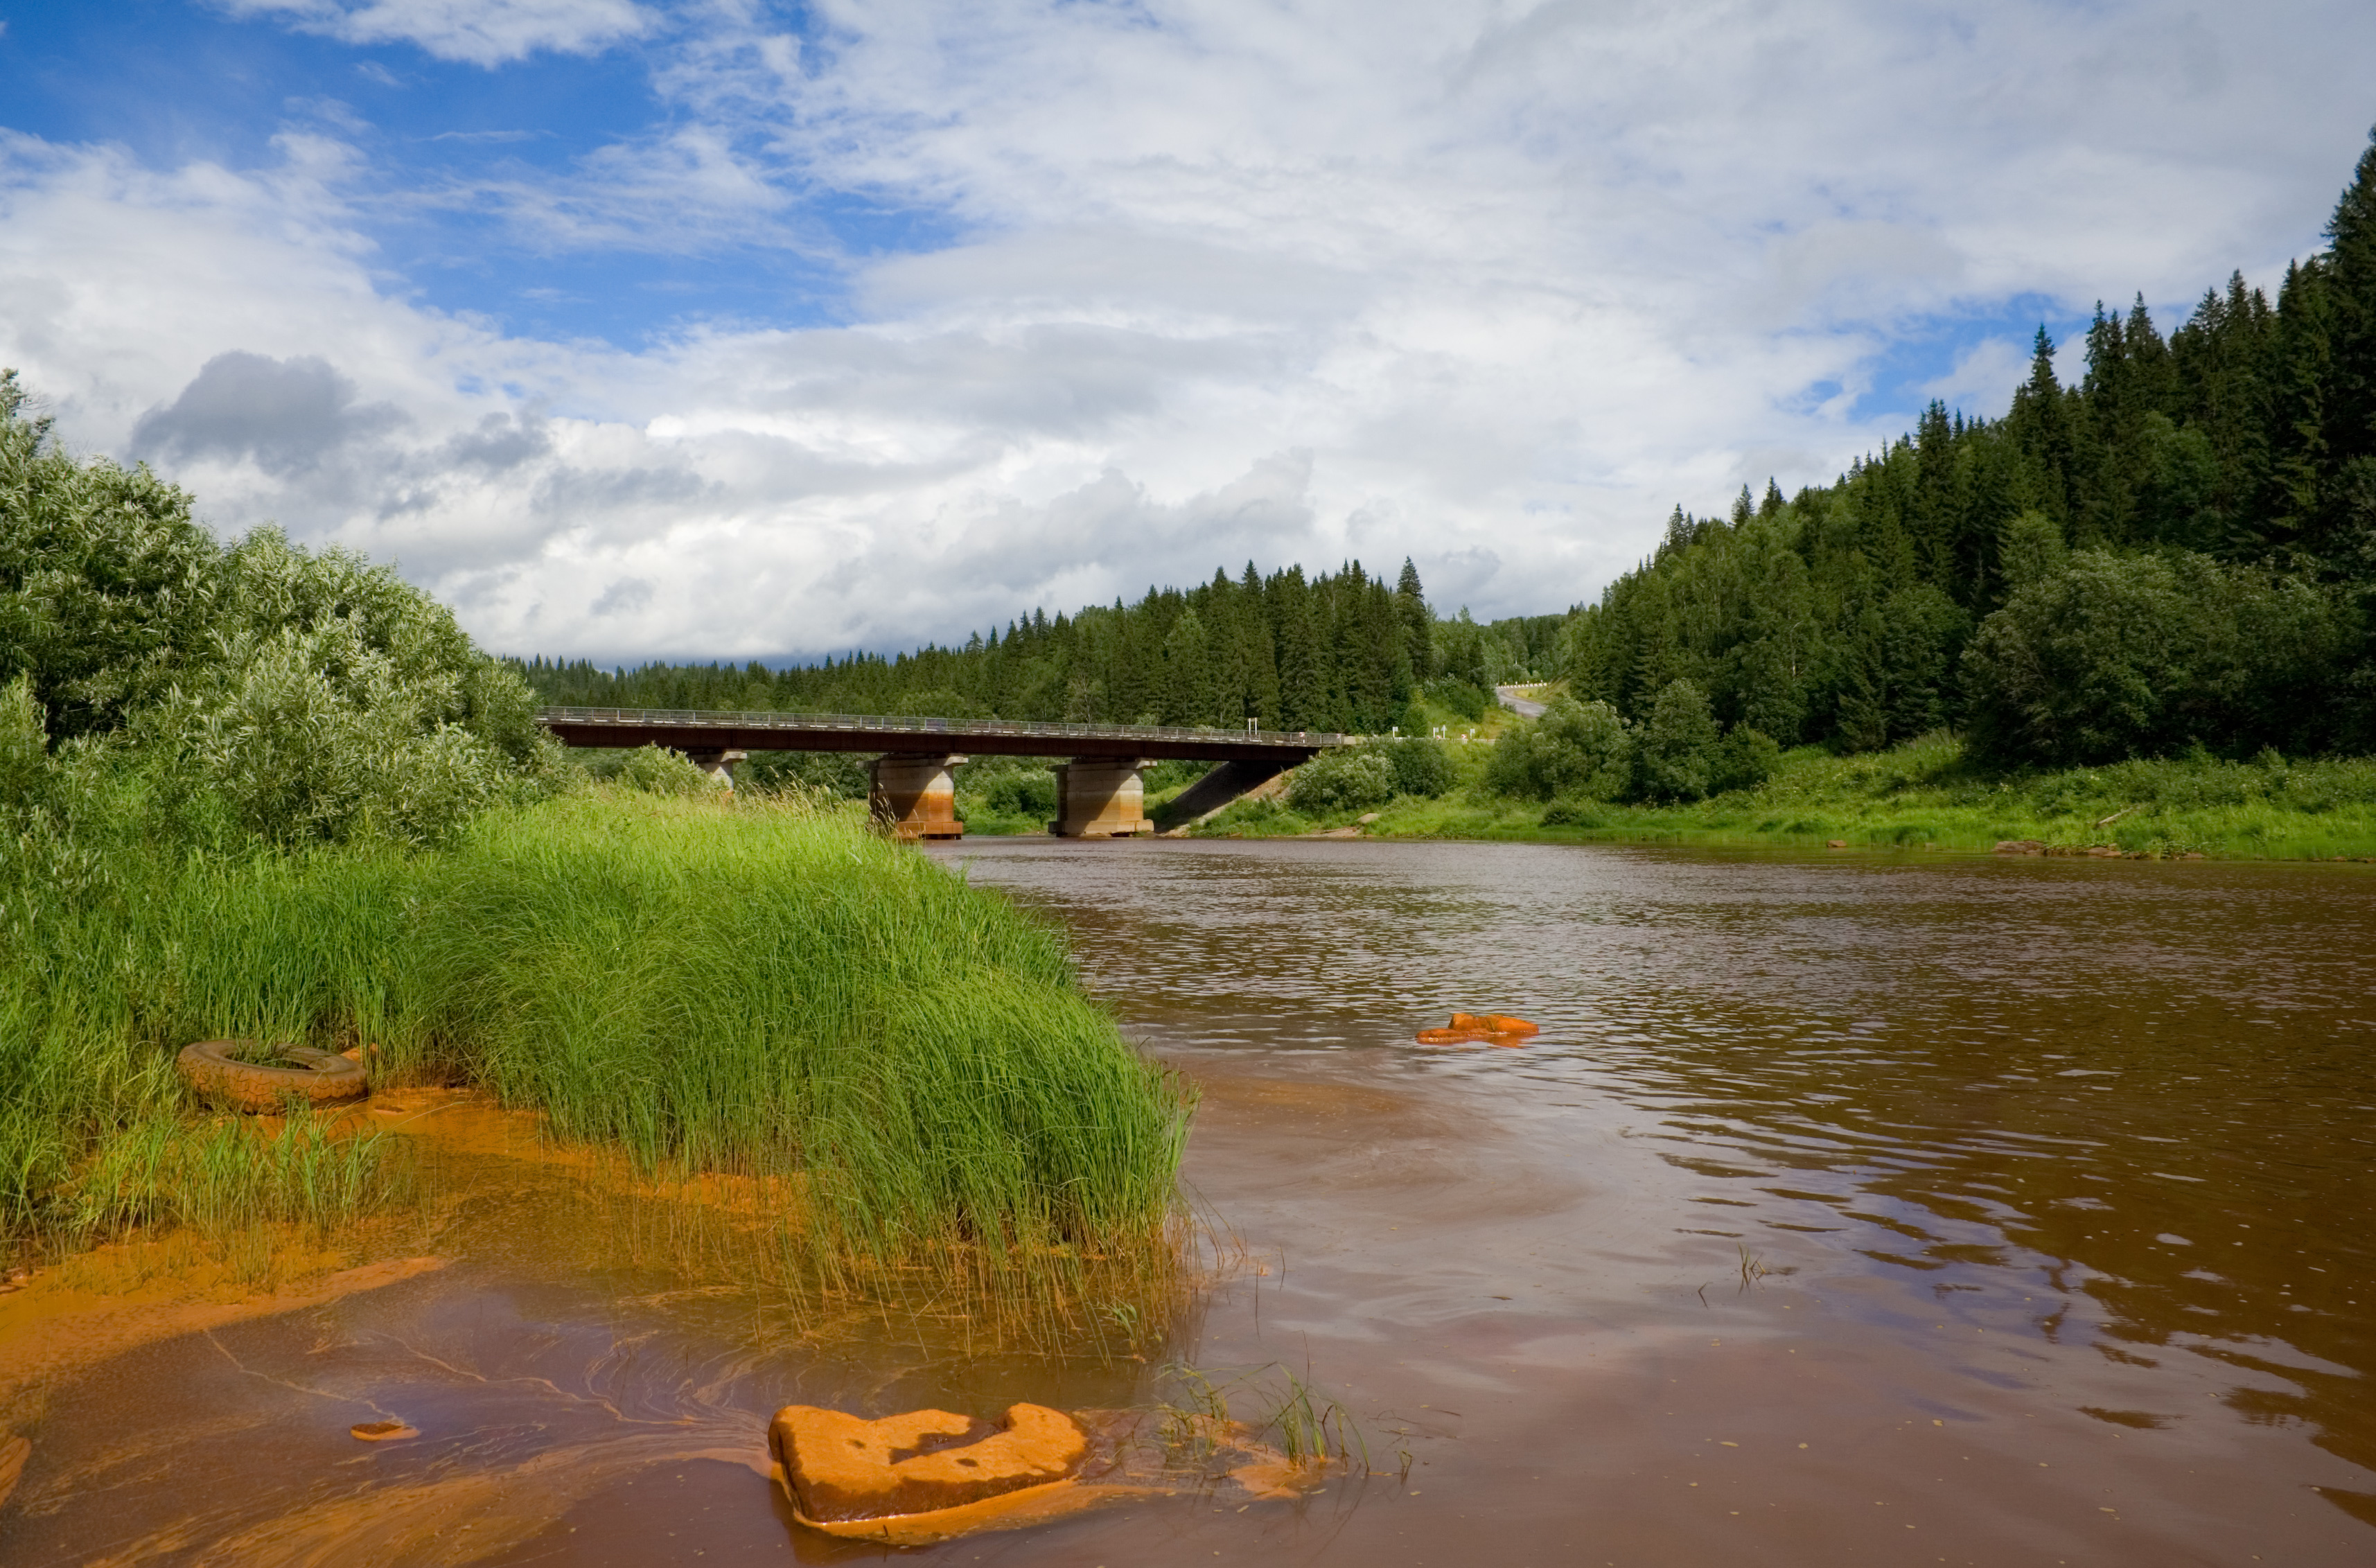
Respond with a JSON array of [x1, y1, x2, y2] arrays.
[[535, 707, 1346, 840]]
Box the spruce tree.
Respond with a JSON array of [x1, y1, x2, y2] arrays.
[[2170, 273, 2274, 552], [1270, 567, 1326, 731], [1240, 561, 1281, 727], [2319, 123, 2376, 559], [1161, 606, 1213, 726], [1913, 400, 1960, 588], [2007, 326, 2075, 523], [1394, 556, 1432, 682], [2264, 258, 2334, 556]]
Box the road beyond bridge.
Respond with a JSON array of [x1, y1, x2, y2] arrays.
[[535, 707, 1347, 840]]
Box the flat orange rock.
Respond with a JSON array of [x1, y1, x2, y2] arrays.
[[1419, 1012, 1540, 1046], [351, 1420, 419, 1441], [769, 1402, 1089, 1526], [791, 1478, 1148, 1546]]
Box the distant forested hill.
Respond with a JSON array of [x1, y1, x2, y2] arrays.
[[521, 559, 1563, 737], [524, 129, 2376, 768]]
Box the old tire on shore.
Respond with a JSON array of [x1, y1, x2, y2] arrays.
[[176, 1039, 369, 1113]]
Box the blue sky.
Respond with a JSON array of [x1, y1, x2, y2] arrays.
[[1, 1, 2368, 660], [1, 1, 871, 346]]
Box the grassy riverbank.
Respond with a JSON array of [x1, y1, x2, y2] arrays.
[[3, 791, 1190, 1275], [1192, 730, 2376, 860]]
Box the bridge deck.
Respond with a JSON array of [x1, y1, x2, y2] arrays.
[[535, 706, 1346, 763]]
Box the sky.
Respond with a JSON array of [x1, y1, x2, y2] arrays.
[[2, 1, 2373, 664]]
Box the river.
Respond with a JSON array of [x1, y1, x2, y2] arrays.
[[5, 839, 2372, 1565]]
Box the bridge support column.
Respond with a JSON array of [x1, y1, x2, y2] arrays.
[[870, 753, 966, 841], [687, 749, 747, 789], [1050, 757, 1156, 838]]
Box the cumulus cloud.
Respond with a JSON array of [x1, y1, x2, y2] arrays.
[[6, 1, 2375, 664], [131, 351, 407, 476], [1918, 338, 2034, 421]]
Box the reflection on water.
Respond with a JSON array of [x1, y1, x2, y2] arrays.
[[5, 839, 2373, 1565], [945, 839, 2376, 1560]]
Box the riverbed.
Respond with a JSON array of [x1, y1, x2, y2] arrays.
[[5, 840, 2372, 1565]]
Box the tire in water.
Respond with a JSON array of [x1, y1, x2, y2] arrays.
[[177, 1039, 370, 1113]]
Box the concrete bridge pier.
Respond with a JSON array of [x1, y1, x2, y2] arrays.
[[1050, 757, 1156, 838], [687, 749, 747, 789], [871, 753, 967, 840]]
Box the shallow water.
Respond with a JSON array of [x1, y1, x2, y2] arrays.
[[6, 840, 2375, 1565]]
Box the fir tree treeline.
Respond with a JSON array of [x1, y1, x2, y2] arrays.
[[523, 559, 1552, 735], [1560, 127, 2376, 764]]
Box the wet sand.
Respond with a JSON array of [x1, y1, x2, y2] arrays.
[[4, 839, 2373, 1565]]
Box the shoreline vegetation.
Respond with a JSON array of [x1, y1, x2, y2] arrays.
[[1, 373, 1191, 1359], [1170, 718, 2376, 863]]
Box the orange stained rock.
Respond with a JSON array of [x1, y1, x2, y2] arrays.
[[789, 1479, 1134, 1546], [769, 1402, 1088, 1525], [1420, 1012, 1540, 1046], [351, 1420, 419, 1441]]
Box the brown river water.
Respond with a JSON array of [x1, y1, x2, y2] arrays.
[[4, 839, 2373, 1566]]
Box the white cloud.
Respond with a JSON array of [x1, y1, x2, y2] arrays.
[[1919, 337, 2032, 419], [7, 2, 2376, 662], [218, 0, 653, 67]]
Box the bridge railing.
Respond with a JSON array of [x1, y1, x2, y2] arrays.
[[535, 705, 1348, 749]]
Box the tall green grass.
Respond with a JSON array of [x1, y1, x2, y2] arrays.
[[56, 1110, 403, 1247], [401, 794, 1189, 1256], [1, 793, 1191, 1288]]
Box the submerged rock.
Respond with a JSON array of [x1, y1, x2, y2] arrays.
[[769, 1402, 1088, 1526], [1417, 1012, 1540, 1046], [350, 1420, 419, 1441]]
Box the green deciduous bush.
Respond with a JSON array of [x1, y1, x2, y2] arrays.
[[1287, 744, 1396, 811], [0, 372, 219, 743], [1283, 738, 1448, 812], [1709, 725, 1782, 795], [960, 759, 1059, 825], [615, 743, 717, 795], [1635, 679, 1722, 802], [3, 379, 566, 854], [1962, 549, 2352, 766], [1487, 691, 1772, 804], [1419, 676, 1490, 721], [1379, 735, 1455, 798]]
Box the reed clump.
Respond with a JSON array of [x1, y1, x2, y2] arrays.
[[1, 790, 1194, 1334]]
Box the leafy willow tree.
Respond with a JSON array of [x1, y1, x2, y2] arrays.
[[1, 371, 219, 743], [1485, 696, 1633, 801], [1, 371, 562, 851]]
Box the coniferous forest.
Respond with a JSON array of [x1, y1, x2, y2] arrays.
[[525, 558, 1514, 739], [527, 128, 2376, 776]]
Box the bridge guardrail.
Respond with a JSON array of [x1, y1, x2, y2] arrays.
[[535, 706, 1349, 749]]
